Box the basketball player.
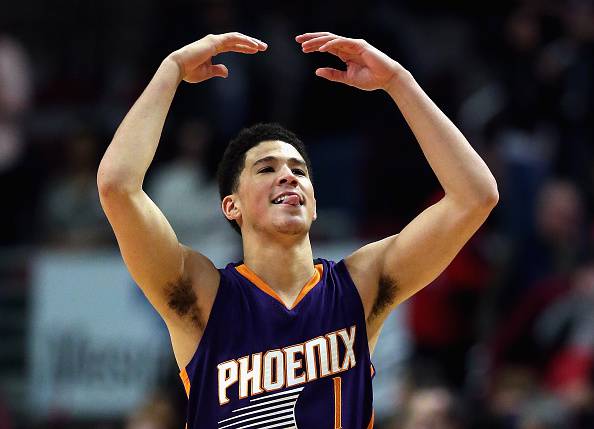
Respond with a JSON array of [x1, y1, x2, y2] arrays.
[[97, 32, 498, 429]]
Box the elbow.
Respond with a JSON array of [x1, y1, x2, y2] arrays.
[[97, 165, 139, 200], [460, 178, 499, 212], [483, 184, 499, 209], [474, 179, 499, 211], [485, 176, 500, 207]]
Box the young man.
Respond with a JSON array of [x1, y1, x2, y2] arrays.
[[97, 32, 498, 429]]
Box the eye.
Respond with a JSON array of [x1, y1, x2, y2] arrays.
[[258, 166, 274, 173], [292, 168, 306, 176]]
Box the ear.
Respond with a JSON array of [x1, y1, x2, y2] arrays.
[[312, 196, 317, 222], [222, 195, 242, 221]]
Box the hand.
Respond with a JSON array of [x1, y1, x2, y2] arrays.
[[296, 32, 404, 91], [168, 32, 267, 83]]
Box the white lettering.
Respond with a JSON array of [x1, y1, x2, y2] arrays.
[[305, 337, 330, 381], [326, 332, 342, 373], [263, 350, 285, 391], [284, 344, 306, 386], [217, 360, 238, 405], [338, 326, 356, 369], [238, 353, 263, 398], [216, 325, 357, 404]]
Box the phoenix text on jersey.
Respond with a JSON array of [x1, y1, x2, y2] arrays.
[[217, 325, 357, 405]]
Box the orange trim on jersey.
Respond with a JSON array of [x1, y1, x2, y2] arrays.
[[370, 364, 375, 377], [235, 263, 323, 310], [292, 264, 323, 308], [367, 410, 375, 429], [333, 377, 342, 429], [179, 368, 191, 398]]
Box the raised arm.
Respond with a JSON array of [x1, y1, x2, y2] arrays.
[[296, 33, 498, 349], [97, 33, 267, 366]]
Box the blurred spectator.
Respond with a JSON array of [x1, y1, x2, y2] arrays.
[[390, 386, 466, 429], [517, 395, 570, 429], [40, 131, 111, 247], [0, 34, 31, 173], [0, 33, 32, 244], [489, 179, 589, 375], [147, 118, 237, 247], [408, 193, 492, 388], [125, 393, 177, 429], [535, 257, 594, 413], [484, 365, 538, 429], [495, 179, 587, 319]]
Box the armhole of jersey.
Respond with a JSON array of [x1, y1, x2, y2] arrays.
[[178, 267, 227, 392], [334, 259, 376, 370], [335, 259, 368, 326]]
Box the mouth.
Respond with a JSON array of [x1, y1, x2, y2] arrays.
[[271, 192, 304, 207]]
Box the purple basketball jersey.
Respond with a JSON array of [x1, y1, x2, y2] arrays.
[[179, 258, 375, 429]]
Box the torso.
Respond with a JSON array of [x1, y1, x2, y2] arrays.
[[178, 258, 375, 429]]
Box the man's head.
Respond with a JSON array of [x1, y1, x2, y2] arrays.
[[216, 123, 316, 236]]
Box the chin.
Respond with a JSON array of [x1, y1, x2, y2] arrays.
[[271, 218, 311, 236]]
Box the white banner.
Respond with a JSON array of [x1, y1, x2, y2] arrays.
[[28, 251, 172, 418]]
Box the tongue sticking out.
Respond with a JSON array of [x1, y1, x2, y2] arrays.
[[282, 195, 301, 206]]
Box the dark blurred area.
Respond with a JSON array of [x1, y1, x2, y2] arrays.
[[1, 0, 593, 428]]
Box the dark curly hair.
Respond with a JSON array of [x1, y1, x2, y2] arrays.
[[216, 123, 313, 235]]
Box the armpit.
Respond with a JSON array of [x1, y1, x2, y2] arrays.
[[166, 277, 203, 329], [368, 274, 399, 323]]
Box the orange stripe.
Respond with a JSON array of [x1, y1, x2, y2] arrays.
[[235, 264, 323, 310], [179, 368, 191, 398], [370, 364, 375, 377], [333, 377, 342, 429], [290, 264, 323, 309], [367, 410, 375, 429]]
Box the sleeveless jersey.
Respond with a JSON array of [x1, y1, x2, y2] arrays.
[[179, 258, 375, 429]]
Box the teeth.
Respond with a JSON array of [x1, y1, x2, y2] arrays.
[[272, 195, 303, 205]]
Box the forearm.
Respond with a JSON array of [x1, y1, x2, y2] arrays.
[[385, 69, 498, 206], [98, 57, 182, 193]]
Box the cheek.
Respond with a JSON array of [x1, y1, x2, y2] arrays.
[[243, 188, 269, 217]]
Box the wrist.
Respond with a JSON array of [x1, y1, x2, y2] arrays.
[[161, 55, 184, 86], [383, 65, 412, 95]]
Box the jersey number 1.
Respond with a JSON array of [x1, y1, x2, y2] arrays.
[[333, 377, 342, 429]]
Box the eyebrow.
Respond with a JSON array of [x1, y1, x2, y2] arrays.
[[252, 156, 307, 169]]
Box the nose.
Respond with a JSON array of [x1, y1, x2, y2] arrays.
[[277, 165, 299, 186]]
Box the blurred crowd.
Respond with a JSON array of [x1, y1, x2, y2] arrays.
[[1, 0, 594, 428]]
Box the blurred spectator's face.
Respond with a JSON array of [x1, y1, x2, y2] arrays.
[[536, 181, 582, 243], [565, 0, 594, 41], [403, 388, 457, 429], [506, 9, 540, 52], [573, 263, 594, 299], [178, 119, 211, 160], [69, 135, 97, 173], [126, 419, 167, 429]]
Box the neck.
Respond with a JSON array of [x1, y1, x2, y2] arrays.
[[242, 231, 315, 296]]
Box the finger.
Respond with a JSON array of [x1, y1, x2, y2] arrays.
[[218, 33, 268, 51], [319, 38, 362, 54], [208, 63, 229, 79], [300, 35, 339, 53], [221, 44, 262, 54], [315, 67, 347, 84], [295, 32, 336, 43]]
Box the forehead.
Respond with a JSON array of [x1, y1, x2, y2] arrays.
[[244, 140, 304, 165]]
